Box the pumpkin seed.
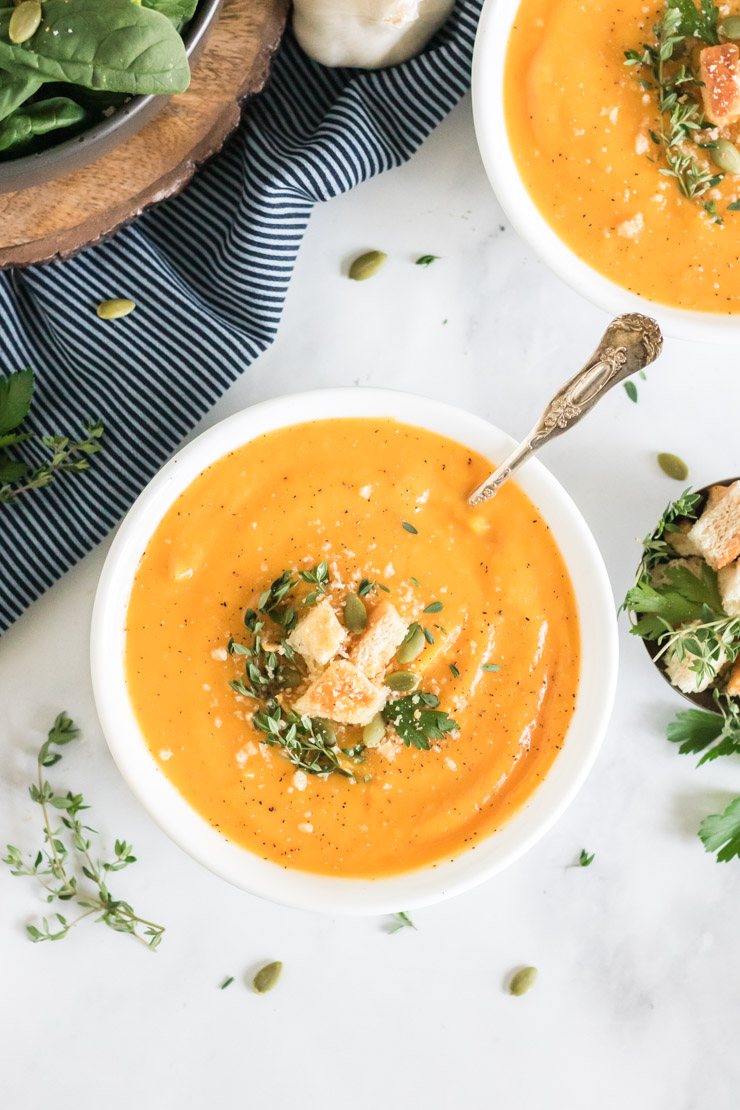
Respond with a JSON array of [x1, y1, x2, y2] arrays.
[[657, 452, 689, 481], [384, 670, 419, 692], [396, 624, 425, 664], [349, 250, 387, 281], [362, 713, 386, 748], [719, 15, 740, 38], [509, 966, 538, 996], [711, 138, 740, 175], [252, 961, 283, 994], [96, 297, 136, 320], [9, 1, 42, 44], [344, 593, 367, 633], [276, 665, 302, 689], [314, 718, 337, 747]]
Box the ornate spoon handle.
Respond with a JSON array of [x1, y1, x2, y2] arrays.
[[468, 313, 664, 506]]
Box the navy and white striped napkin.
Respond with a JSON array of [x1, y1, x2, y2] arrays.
[[0, 0, 481, 634]]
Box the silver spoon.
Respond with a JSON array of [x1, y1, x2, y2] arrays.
[[468, 313, 664, 505]]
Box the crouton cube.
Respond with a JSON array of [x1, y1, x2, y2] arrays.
[[287, 598, 346, 669], [719, 561, 740, 617], [700, 43, 740, 125], [706, 484, 730, 513], [349, 600, 407, 677], [293, 659, 387, 726], [664, 624, 728, 694], [666, 519, 702, 558], [726, 658, 740, 697], [688, 481, 740, 570]]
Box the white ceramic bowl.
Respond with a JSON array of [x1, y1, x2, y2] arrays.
[[472, 0, 739, 344], [91, 388, 618, 915]]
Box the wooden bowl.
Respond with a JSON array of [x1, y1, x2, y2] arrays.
[[642, 477, 739, 713], [0, 0, 223, 194]]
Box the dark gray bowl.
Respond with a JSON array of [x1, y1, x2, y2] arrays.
[[0, 0, 223, 195], [642, 477, 739, 714]]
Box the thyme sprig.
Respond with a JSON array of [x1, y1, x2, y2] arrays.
[[253, 704, 354, 777], [625, 1, 722, 200], [0, 368, 104, 505], [2, 713, 164, 949]]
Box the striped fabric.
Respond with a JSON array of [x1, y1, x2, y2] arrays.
[[0, 0, 481, 633]]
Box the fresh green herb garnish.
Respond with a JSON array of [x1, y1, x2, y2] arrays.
[[625, 1, 722, 203], [728, 199, 740, 211], [383, 692, 459, 751], [358, 577, 389, 596], [481, 663, 501, 673], [0, 367, 103, 505], [423, 626, 435, 644], [415, 255, 440, 267], [2, 713, 164, 949], [699, 797, 740, 861], [423, 601, 443, 614], [220, 976, 235, 990], [402, 521, 418, 534], [253, 704, 354, 777], [449, 663, 460, 677], [299, 560, 330, 605], [667, 691, 740, 764], [578, 849, 595, 867], [624, 380, 639, 404], [410, 576, 421, 588], [387, 911, 416, 933]]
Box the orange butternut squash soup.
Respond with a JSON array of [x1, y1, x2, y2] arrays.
[[125, 419, 580, 878], [505, 0, 740, 312]]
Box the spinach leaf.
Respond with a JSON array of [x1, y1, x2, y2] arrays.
[[0, 0, 190, 97], [0, 97, 87, 154], [143, 0, 199, 28], [0, 66, 41, 123]]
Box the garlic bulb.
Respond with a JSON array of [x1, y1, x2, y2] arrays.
[[292, 0, 455, 70]]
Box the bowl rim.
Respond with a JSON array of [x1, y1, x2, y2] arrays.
[[90, 387, 619, 915], [471, 0, 740, 344], [0, 0, 221, 184]]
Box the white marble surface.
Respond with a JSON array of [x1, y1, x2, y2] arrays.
[[2, 93, 739, 1110]]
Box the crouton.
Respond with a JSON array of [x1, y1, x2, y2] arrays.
[[719, 561, 740, 616], [650, 557, 703, 589], [664, 624, 728, 694], [700, 43, 740, 126], [349, 600, 407, 677], [726, 658, 740, 697], [706, 484, 730, 513], [666, 519, 702, 558], [293, 659, 386, 726], [287, 598, 346, 669], [688, 481, 740, 570]]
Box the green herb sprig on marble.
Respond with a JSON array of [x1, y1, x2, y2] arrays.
[[2, 713, 165, 948]]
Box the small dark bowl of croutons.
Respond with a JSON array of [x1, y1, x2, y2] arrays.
[[623, 477, 740, 714]]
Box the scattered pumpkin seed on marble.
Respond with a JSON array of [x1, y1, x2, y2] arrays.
[[344, 592, 367, 633], [252, 961, 283, 994], [384, 670, 419, 692], [362, 713, 386, 748], [96, 298, 136, 320], [9, 1, 42, 45], [657, 452, 689, 481], [349, 250, 387, 281], [509, 966, 538, 996], [396, 624, 426, 664]]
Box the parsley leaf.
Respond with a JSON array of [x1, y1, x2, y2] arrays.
[[624, 561, 722, 640], [669, 0, 720, 43], [699, 797, 740, 861], [579, 849, 595, 867], [387, 911, 416, 932], [667, 696, 740, 765], [383, 692, 459, 750]]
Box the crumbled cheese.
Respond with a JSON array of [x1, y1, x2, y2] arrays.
[[298, 822, 314, 834], [211, 647, 228, 661], [617, 213, 644, 239], [359, 484, 372, 500], [294, 770, 308, 791], [635, 133, 650, 155], [159, 749, 173, 761]]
